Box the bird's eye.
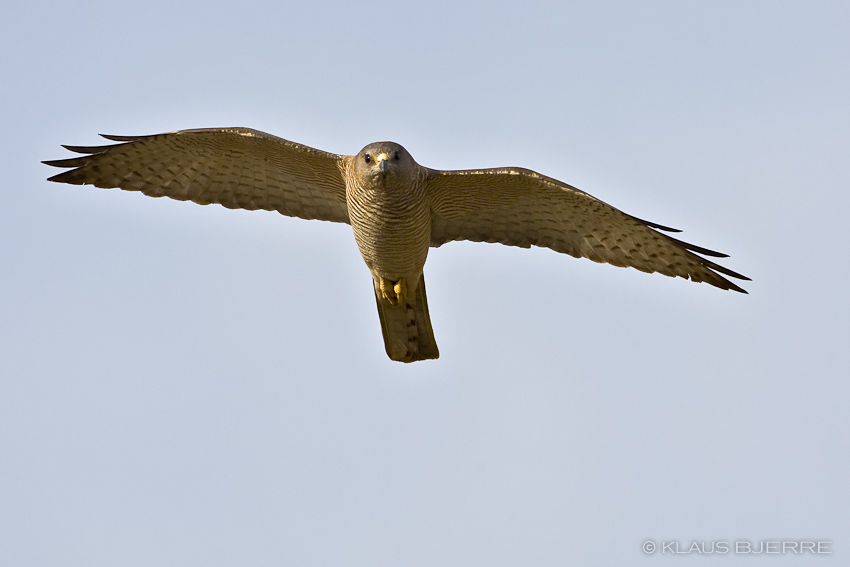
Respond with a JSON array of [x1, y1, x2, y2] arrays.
[[364, 154, 371, 163], [393, 151, 400, 161]]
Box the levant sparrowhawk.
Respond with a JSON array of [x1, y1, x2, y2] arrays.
[[44, 127, 749, 362]]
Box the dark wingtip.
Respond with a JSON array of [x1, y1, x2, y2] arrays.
[[712, 263, 750, 282], [648, 222, 682, 233], [712, 274, 749, 294], [45, 170, 83, 183], [661, 232, 734, 259], [631, 215, 682, 233], [42, 156, 89, 168], [61, 143, 114, 154], [99, 134, 140, 142], [43, 158, 73, 168], [729, 280, 749, 293], [700, 255, 750, 282]]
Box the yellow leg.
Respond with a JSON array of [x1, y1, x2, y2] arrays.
[[380, 278, 398, 305], [394, 278, 408, 305], [379, 277, 409, 305]]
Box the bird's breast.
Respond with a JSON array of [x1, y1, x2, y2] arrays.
[[345, 178, 431, 279]]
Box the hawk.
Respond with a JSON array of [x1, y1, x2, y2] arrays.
[[44, 127, 749, 362]]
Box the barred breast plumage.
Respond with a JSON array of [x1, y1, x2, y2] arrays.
[[343, 155, 431, 278]]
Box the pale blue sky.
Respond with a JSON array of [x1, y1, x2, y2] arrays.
[[2, 1, 848, 565]]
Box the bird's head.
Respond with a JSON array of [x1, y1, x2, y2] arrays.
[[353, 141, 416, 186]]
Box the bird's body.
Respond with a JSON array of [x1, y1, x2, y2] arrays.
[[344, 143, 431, 292], [343, 143, 438, 361], [44, 127, 749, 363]]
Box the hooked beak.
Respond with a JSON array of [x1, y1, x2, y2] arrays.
[[375, 152, 390, 172]]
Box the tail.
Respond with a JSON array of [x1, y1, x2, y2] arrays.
[[374, 273, 439, 363]]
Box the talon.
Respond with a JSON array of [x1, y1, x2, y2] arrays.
[[380, 278, 398, 305], [394, 279, 408, 305]]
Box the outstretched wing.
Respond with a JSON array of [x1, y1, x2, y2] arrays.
[[425, 167, 749, 292], [44, 127, 350, 224]]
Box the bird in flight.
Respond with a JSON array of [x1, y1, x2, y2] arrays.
[[44, 127, 749, 362]]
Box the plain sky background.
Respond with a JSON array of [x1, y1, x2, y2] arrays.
[[2, 1, 848, 565]]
